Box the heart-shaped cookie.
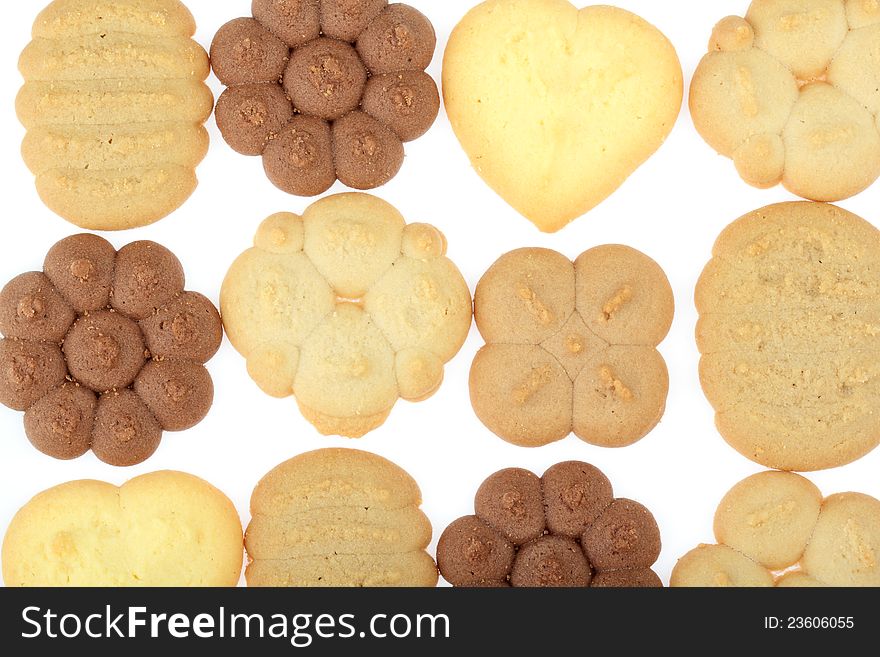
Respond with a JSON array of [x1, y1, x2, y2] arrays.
[[443, 0, 682, 232]]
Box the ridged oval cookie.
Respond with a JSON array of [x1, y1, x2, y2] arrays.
[[245, 449, 437, 587], [16, 0, 212, 229], [697, 202, 880, 471], [2, 471, 243, 586]]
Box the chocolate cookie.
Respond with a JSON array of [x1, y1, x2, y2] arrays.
[[437, 461, 663, 587], [211, 1, 439, 195], [0, 234, 223, 466]]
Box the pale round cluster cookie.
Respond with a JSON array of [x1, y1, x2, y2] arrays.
[[697, 202, 880, 471], [436, 462, 663, 587], [671, 471, 880, 587], [2, 471, 243, 586], [210, 1, 439, 196], [16, 0, 212, 230], [246, 448, 437, 587], [0, 235, 222, 466], [690, 0, 880, 201], [221, 193, 472, 438], [470, 246, 673, 448]]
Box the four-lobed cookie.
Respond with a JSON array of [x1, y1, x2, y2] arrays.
[[697, 202, 880, 471], [2, 471, 243, 586], [221, 193, 472, 438], [671, 471, 880, 587], [16, 0, 212, 230], [690, 0, 880, 201], [437, 462, 663, 587], [0, 234, 222, 466], [443, 0, 683, 232], [245, 448, 437, 587], [470, 246, 673, 448], [211, 1, 439, 196]]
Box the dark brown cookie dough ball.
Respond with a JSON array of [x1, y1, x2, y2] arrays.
[[332, 110, 403, 189], [590, 568, 663, 588], [475, 468, 545, 545], [582, 499, 661, 571], [0, 339, 66, 411], [263, 115, 336, 196], [210, 17, 290, 86], [23, 383, 95, 460], [63, 311, 146, 393], [436, 515, 515, 587], [252, 0, 321, 47], [283, 38, 367, 120], [43, 234, 116, 313], [139, 292, 222, 363], [91, 389, 162, 466], [542, 461, 614, 538], [356, 4, 435, 74], [510, 535, 592, 587], [320, 0, 387, 42], [111, 242, 185, 321], [135, 360, 213, 431], [215, 83, 294, 155], [0, 272, 75, 342], [361, 71, 439, 142]]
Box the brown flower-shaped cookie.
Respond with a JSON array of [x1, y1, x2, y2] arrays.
[[210, 1, 439, 196], [470, 245, 673, 448], [0, 235, 222, 466], [437, 462, 663, 587]]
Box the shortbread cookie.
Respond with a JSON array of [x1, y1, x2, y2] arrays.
[[471, 246, 672, 448], [436, 462, 663, 587], [443, 0, 682, 232], [16, 0, 212, 229], [0, 234, 222, 466], [672, 470, 880, 587], [690, 0, 880, 201], [245, 448, 437, 587], [2, 471, 243, 586], [697, 202, 880, 471], [211, 2, 439, 196], [221, 193, 471, 438]]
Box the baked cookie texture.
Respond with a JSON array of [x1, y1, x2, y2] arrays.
[[211, 1, 439, 196], [671, 471, 880, 587], [0, 234, 222, 466], [2, 471, 243, 587], [443, 0, 682, 232], [697, 202, 880, 471], [690, 0, 880, 201], [16, 0, 212, 230], [436, 462, 663, 587], [246, 448, 437, 587], [470, 246, 673, 448], [221, 193, 471, 438]]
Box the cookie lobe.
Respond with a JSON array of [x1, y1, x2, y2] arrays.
[[582, 499, 661, 570], [252, 0, 322, 47], [134, 360, 214, 432], [510, 535, 592, 588], [91, 389, 162, 467], [263, 115, 336, 196], [215, 83, 294, 156], [111, 242, 185, 321], [283, 37, 367, 120], [0, 339, 67, 411], [320, 0, 387, 41], [210, 17, 289, 86], [542, 461, 614, 538], [23, 383, 96, 460], [591, 568, 663, 588], [331, 110, 404, 189], [356, 4, 435, 74], [361, 71, 440, 142], [0, 272, 75, 342], [62, 311, 146, 392], [43, 234, 116, 313], [436, 515, 515, 587], [139, 292, 222, 364], [474, 468, 545, 545]]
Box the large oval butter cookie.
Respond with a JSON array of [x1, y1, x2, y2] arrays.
[[16, 0, 212, 229], [221, 193, 472, 438], [697, 202, 880, 471], [443, 0, 683, 232]]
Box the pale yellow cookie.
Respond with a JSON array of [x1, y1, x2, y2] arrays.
[[2, 471, 243, 586], [245, 448, 437, 587], [443, 0, 682, 232], [775, 571, 826, 586], [670, 544, 774, 587], [16, 0, 212, 229], [221, 193, 472, 438]]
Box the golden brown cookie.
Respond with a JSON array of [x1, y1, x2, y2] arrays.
[[245, 448, 437, 587], [16, 0, 212, 229], [221, 194, 472, 438], [470, 246, 672, 447], [2, 471, 243, 586], [697, 201, 880, 471], [690, 0, 880, 201]]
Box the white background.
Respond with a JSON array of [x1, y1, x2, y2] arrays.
[[1, 0, 878, 587]]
